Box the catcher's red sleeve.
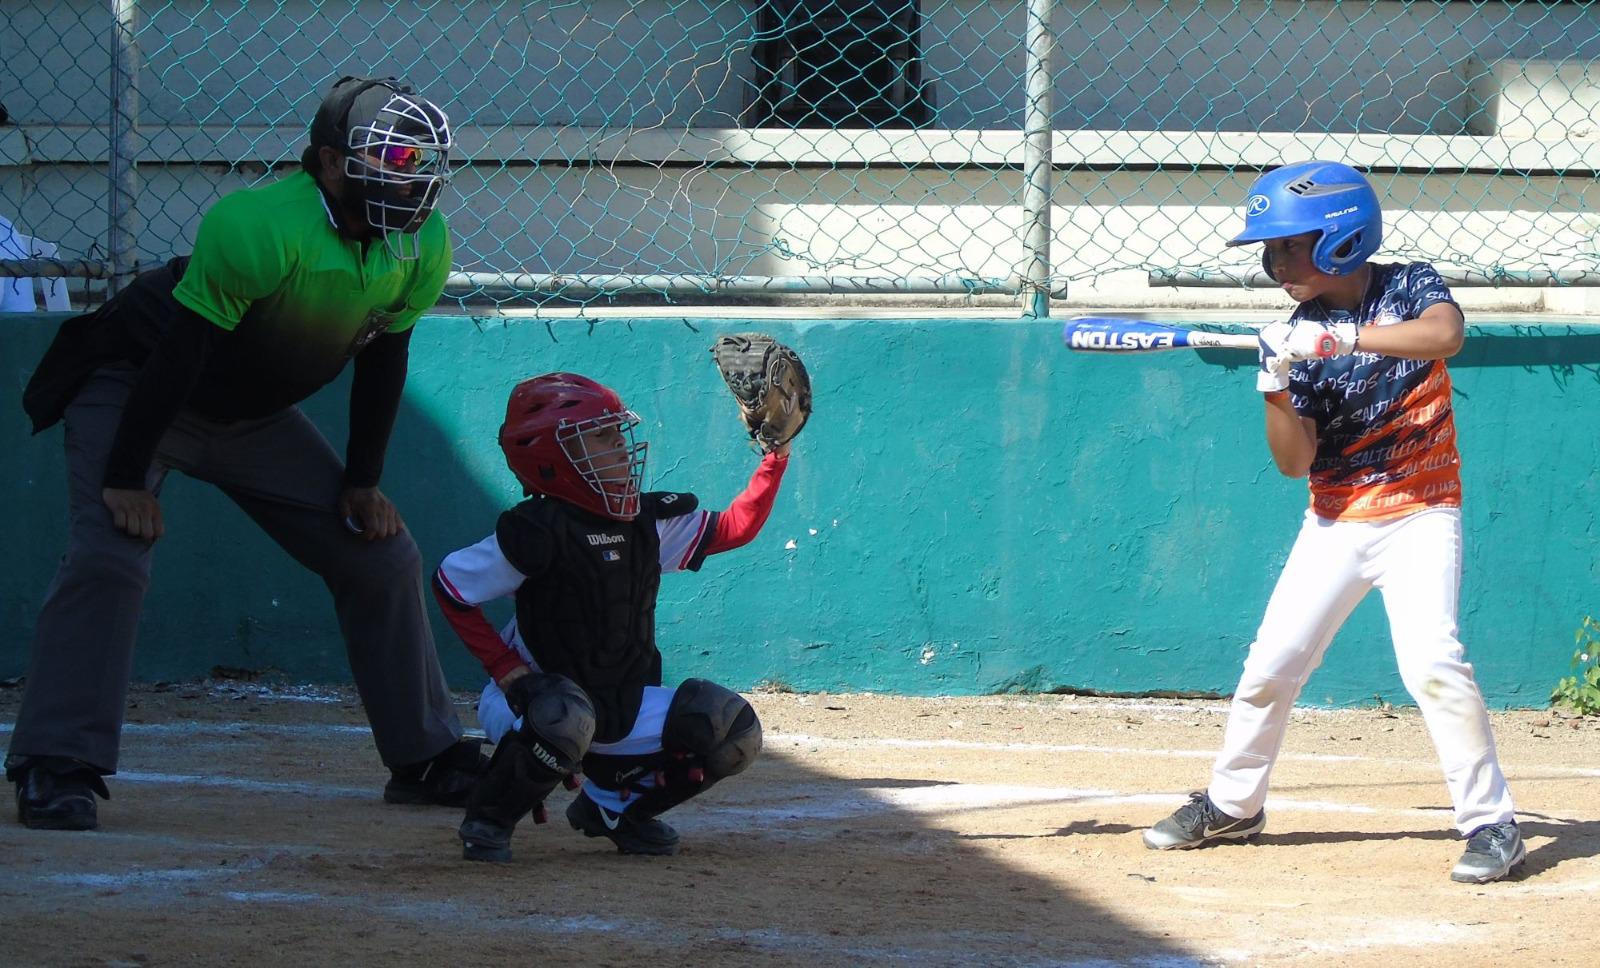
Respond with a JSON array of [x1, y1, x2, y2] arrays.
[[705, 451, 788, 555], [431, 571, 526, 682]]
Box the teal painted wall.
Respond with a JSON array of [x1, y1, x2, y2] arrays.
[[3, 315, 1596, 706]]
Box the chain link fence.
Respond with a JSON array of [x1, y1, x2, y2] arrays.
[[2, 0, 1598, 313]]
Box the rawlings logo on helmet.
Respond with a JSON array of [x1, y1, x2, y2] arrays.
[[1226, 160, 1383, 277]]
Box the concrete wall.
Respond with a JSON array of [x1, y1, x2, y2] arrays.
[[2, 312, 1596, 707], [3, 1, 1599, 311]]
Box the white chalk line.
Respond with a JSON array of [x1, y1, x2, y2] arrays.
[[0, 722, 373, 737], [1212, 919, 1479, 964], [47, 868, 220, 888], [116, 770, 375, 798], [770, 732, 1600, 778], [42, 856, 269, 889], [220, 890, 323, 903], [699, 784, 1459, 823], [27, 767, 1462, 824], [5, 720, 1594, 778]]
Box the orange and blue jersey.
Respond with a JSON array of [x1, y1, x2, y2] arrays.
[[1287, 262, 1462, 522]]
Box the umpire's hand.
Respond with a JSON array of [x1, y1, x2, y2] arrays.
[[103, 487, 164, 543], [339, 485, 405, 541]]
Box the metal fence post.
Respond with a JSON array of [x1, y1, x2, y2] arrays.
[[108, 0, 140, 296], [1021, 0, 1056, 318]]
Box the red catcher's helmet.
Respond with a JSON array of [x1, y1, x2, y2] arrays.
[[498, 373, 647, 520]]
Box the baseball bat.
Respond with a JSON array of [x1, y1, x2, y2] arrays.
[[1061, 317, 1258, 353]]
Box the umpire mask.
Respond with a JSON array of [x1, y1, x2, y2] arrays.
[[310, 76, 452, 260]]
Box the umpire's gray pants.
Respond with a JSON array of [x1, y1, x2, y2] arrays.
[[7, 366, 462, 774]]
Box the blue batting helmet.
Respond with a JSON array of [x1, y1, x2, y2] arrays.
[[1227, 161, 1382, 277]]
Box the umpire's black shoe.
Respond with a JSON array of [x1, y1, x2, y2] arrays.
[[384, 738, 488, 807], [566, 791, 680, 856], [458, 817, 514, 863], [13, 759, 110, 831]]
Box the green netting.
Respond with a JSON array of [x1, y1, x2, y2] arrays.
[[2, 0, 1598, 311]]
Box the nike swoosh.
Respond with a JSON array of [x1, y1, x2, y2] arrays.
[[1204, 822, 1247, 837], [598, 807, 622, 831]]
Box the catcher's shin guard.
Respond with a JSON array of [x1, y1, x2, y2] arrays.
[[583, 678, 762, 822], [458, 675, 595, 862]]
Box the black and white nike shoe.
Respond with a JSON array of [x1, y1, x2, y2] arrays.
[[566, 791, 681, 856], [1143, 791, 1265, 850]]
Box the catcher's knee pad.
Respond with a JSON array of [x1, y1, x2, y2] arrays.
[[662, 678, 763, 781], [467, 675, 596, 829], [515, 673, 597, 775], [582, 679, 761, 820]]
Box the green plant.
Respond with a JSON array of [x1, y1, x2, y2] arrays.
[[1550, 616, 1600, 716]]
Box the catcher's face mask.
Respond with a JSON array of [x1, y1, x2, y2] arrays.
[[557, 411, 646, 520], [499, 373, 648, 521]]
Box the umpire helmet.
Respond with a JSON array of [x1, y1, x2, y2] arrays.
[[1227, 160, 1382, 278], [307, 76, 452, 258]]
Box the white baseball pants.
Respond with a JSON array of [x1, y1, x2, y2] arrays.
[[1208, 506, 1514, 835]]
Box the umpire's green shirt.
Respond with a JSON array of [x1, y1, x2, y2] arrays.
[[173, 170, 451, 418], [21, 169, 452, 490]]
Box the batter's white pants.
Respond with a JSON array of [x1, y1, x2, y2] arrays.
[[1208, 506, 1514, 835]]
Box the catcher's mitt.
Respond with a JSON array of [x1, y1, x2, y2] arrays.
[[709, 333, 812, 453]]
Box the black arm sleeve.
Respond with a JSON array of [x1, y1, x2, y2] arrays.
[[102, 304, 221, 490], [342, 327, 412, 489]]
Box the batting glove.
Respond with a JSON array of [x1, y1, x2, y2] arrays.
[[1286, 320, 1359, 360], [1256, 321, 1294, 393]]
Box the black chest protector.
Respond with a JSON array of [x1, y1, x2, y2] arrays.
[[497, 491, 700, 743]]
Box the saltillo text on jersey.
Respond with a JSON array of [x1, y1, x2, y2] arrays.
[[1286, 262, 1463, 522]]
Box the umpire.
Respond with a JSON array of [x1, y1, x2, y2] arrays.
[[6, 76, 483, 830]]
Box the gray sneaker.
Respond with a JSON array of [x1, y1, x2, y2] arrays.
[[1143, 791, 1265, 850], [1451, 820, 1525, 884]]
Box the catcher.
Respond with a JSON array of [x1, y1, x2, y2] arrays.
[[431, 334, 809, 862]]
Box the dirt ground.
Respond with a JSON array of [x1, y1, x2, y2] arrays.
[[0, 681, 1596, 968]]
